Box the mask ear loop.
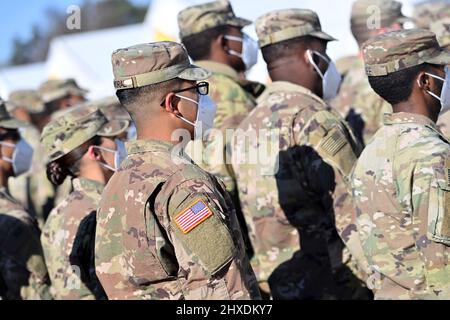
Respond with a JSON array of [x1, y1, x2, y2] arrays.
[[421, 72, 445, 101], [306, 50, 325, 79], [224, 35, 244, 58]]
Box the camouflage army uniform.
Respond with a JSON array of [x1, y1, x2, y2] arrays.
[[331, 0, 410, 145], [230, 9, 371, 300], [0, 188, 52, 300], [331, 58, 392, 144], [40, 103, 127, 300], [178, 1, 258, 257], [5, 90, 49, 227], [352, 29, 450, 299], [431, 17, 450, 138], [413, 0, 450, 29], [0, 100, 51, 300], [41, 178, 106, 300], [95, 41, 260, 300], [38, 78, 89, 220]]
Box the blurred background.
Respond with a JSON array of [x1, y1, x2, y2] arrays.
[[0, 0, 426, 99]]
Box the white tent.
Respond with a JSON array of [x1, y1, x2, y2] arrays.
[[0, 0, 417, 99]]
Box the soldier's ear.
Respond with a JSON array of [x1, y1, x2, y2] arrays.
[[87, 145, 101, 161], [163, 92, 181, 116], [417, 71, 431, 91]]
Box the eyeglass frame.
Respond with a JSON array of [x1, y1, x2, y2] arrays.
[[160, 81, 209, 107]]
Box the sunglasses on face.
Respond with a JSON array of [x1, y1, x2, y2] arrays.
[[160, 81, 209, 106]]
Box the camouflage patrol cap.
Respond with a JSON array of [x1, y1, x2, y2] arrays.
[[413, 1, 450, 29], [351, 0, 411, 28], [363, 28, 450, 76], [8, 89, 45, 114], [178, 0, 251, 39], [39, 78, 88, 104], [41, 102, 128, 163], [430, 17, 450, 49], [0, 98, 27, 129], [255, 9, 336, 48], [112, 41, 211, 90]]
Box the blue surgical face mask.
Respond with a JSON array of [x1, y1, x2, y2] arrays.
[[94, 138, 127, 172], [0, 139, 34, 177], [306, 49, 341, 100]]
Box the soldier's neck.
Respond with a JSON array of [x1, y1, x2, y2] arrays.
[[78, 162, 106, 186], [393, 101, 438, 123]]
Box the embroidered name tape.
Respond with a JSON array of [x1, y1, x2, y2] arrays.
[[174, 199, 213, 234]]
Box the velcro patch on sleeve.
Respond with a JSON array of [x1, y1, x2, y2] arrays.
[[174, 198, 213, 234], [320, 128, 347, 156]]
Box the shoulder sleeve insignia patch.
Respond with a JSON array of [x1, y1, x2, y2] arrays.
[[174, 198, 213, 234]]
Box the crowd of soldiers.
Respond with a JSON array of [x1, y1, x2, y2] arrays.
[[0, 0, 449, 300]]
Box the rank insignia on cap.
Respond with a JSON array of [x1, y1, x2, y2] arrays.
[[174, 199, 213, 234]]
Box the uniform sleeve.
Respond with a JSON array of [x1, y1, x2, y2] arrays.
[[161, 177, 255, 300], [411, 159, 450, 298], [0, 212, 51, 300], [292, 108, 370, 278]]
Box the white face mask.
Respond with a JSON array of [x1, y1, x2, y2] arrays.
[[224, 33, 259, 71], [175, 94, 217, 140], [94, 138, 127, 172], [422, 67, 450, 115], [0, 139, 34, 177], [306, 49, 341, 100]]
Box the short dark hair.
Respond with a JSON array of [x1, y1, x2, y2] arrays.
[[368, 63, 431, 105], [116, 78, 182, 124], [261, 36, 322, 65], [181, 25, 231, 61]]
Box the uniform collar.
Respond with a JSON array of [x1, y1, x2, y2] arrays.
[[383, 112, 446, 139], [126, 139, 175, 155], [72, 177, 104, 195], [258, 81, 325, 105], [196, 60, 239, 81]]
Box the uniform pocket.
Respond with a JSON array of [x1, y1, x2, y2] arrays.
[[431, 178, 450, 245]]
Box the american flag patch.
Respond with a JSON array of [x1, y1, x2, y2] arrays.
[[174, 199, 213, 234]]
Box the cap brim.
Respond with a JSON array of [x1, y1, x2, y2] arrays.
[[426, 49, 450, 66], [178, 65, 212, 81], [228, 17, 252, 28], [0, 118, 28, 129], [42, 87, 89, 103], [98, 119, 129, 137], [310, 31, 337, 42]]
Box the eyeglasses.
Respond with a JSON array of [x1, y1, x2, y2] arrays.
[[174, 81, 209, 96], [160, 81, 209, 106]]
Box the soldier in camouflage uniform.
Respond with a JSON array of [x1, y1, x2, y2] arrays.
[[40, 102, 128, 300], [430, 17, 450, 137], [331, 0, 410, 145], [35, 78, 89, 223], [231, 9, 371, 300], [6, 90, 45, 222], [95, 41, 260, 300], [413, 0, 450, 30], [0, 98, 51, 300], [352, 29, 450, 299], [178, 0, 262, 257]]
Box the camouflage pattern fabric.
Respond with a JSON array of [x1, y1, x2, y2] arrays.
[[254, 9, 336, 48], [184, 60, 257, 256], [41, 178, 106, 300], [177, 0, 251, 39], [330, 57, 392, 145], [413, 0, 450, 29], [351, 113, 450, 299], [0, 187, 51, 300], [39, 79, 88, 104], [95, 139, 260, 300], [232, 81, 371, 300]]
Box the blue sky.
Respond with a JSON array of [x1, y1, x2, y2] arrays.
[[0, 0, 150, 65]]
